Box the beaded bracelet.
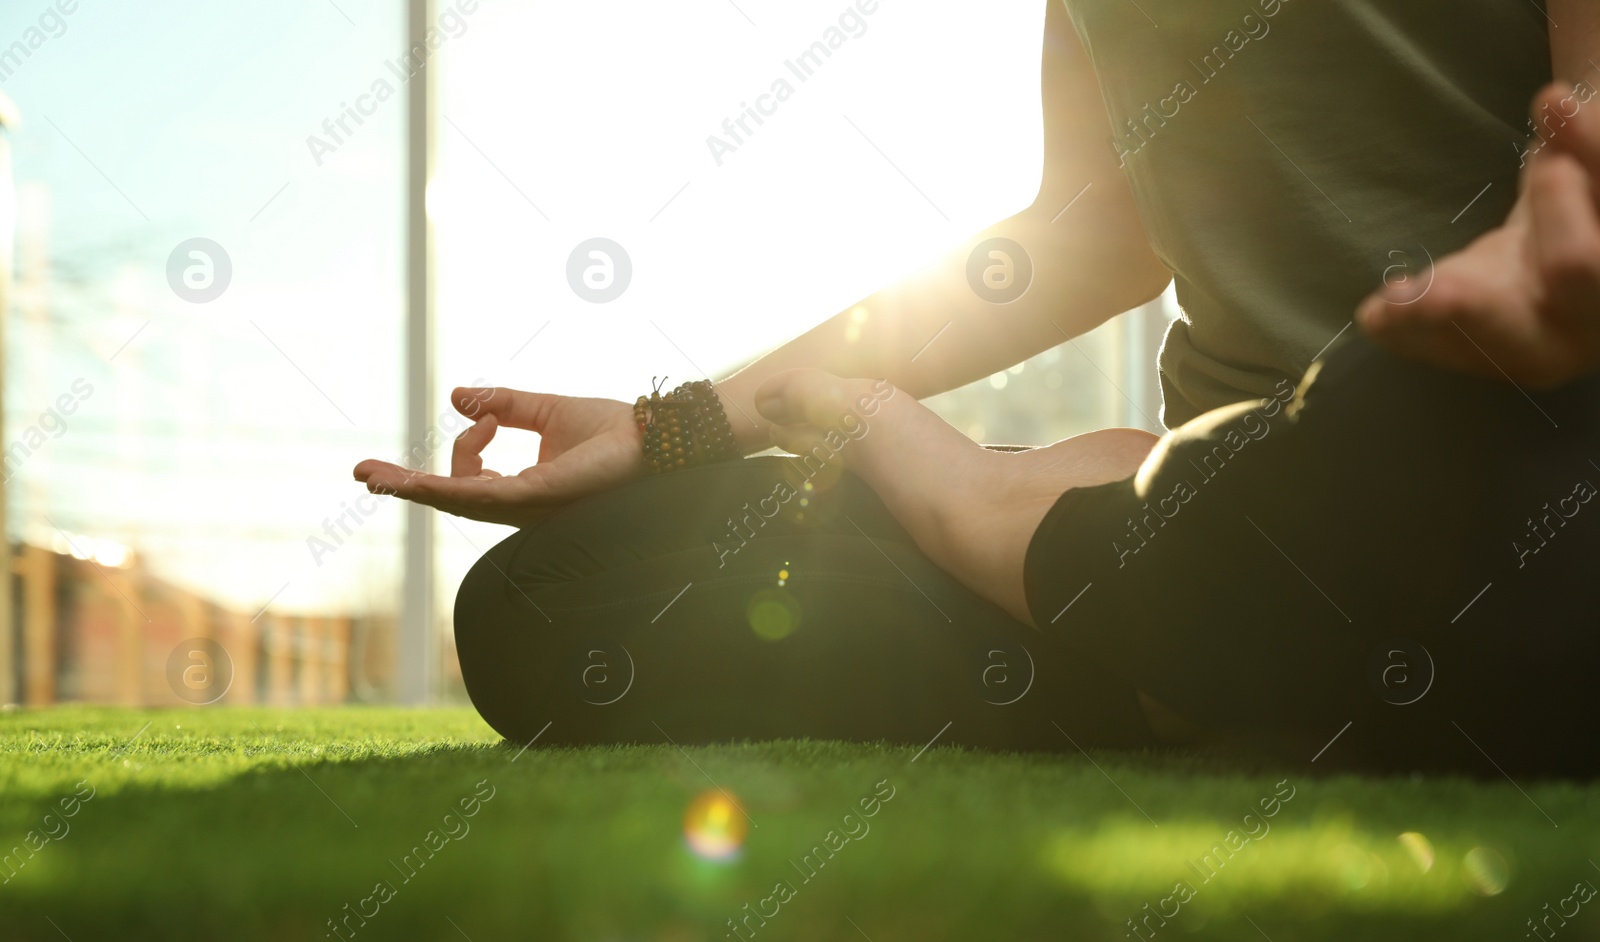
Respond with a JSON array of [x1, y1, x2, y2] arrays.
[[633, 378, 740, 474]]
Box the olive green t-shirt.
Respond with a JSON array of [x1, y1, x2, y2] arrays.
[[1061, 0, 1552, 426]]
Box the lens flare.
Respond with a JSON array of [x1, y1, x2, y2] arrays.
[[1461, 846, 1510, 896], [1334, 843, 1373, 890], [801, 463, 844, 495], [1397, 831, 1434, 873], [683, 789, 748, 861], [748, 587, 801, 641]]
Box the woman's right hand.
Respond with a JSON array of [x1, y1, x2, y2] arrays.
[[352, 386, 644, 528]]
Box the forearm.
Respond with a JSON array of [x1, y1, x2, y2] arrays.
[[755, 370, 1161, 624], [716, 196, 1170, 450]]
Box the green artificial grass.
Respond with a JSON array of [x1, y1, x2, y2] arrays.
[[1, 708, 1597, 941]]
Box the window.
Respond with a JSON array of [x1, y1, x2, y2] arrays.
[[3, 0, 1168, 705], [2, 0, 404, 703]]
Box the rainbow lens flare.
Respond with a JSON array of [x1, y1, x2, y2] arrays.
[[683, 789, 748, 861]]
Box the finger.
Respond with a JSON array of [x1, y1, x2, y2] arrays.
[[1355, 265, 1451, 334], [451, 415, 499, 478], [1356, 275, 1496, 378], [363, 465, 546, 518], [355, 459, 434, 494], [1529, 151, 1600, 325], [1535, 82, 1600, 184], [357, 458, 501, 492], [754, 369, 857, 426], [452, 386, 558, 431], [354, 458, 408, 485]]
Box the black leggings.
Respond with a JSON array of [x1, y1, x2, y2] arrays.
[[453, 453, 1157, 754], [455, 336, 1600, 775]]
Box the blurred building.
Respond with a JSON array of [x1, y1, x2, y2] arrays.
[[6, 539, 397, 706]]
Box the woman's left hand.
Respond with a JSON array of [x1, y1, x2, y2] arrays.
[[754, 370, 1157, 623], [1357, 82, 1600, 387]]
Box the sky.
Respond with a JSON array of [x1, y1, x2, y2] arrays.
[[0, 0, 1052, 620]]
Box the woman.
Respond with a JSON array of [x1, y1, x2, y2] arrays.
[[357, 1, 1600, 775]]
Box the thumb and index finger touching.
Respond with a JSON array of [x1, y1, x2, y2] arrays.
[[350, 385, 562, 513]]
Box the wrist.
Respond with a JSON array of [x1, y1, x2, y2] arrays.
[[634, 379, 740, 473], [712, 377, 773, 454]]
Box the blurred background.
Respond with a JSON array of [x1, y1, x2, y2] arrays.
[[0, 0, 1175, 708]]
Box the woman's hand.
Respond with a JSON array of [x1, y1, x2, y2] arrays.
[[1357, 82, 1600, 387], [754, 370, 1157, 623], [353, 386, 643, 528]]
